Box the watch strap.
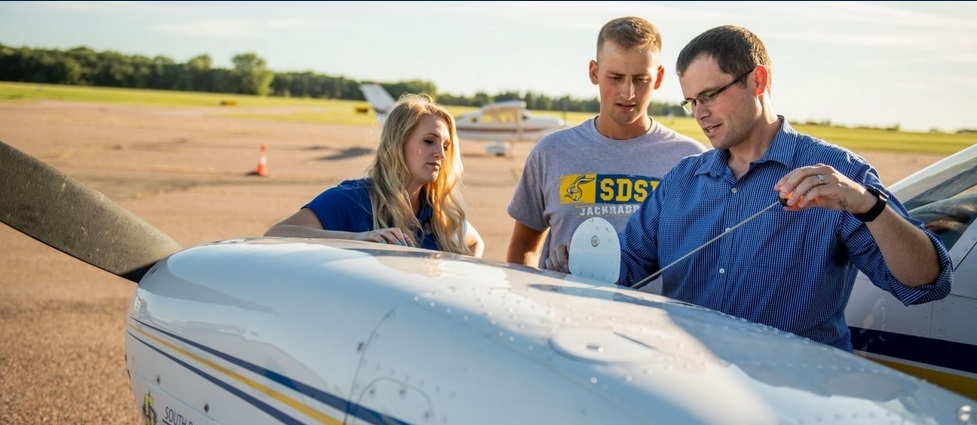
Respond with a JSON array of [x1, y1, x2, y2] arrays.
[[853, 186, 888, 222]]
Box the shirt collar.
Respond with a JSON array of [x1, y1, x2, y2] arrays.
[[697, 116, 798, 177]]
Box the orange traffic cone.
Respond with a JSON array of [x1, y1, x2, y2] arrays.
[[254, 144, 269, 177]]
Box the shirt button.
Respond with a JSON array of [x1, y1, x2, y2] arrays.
[[731, 188, 738, 194], [719, 268, 726, 274], [725, 227, 731, 232]]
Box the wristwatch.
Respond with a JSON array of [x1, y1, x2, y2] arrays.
[[853, 186, 888, 222]]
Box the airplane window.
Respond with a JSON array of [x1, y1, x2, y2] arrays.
[[909, 193, 977, 250], [482, 112, 507, 124], [900, 156, 977, 250], [903, 163, 977, 210]]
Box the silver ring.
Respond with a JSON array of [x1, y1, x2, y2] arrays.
[[816, 174, 825, 186]]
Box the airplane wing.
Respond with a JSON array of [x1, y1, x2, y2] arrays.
[[478, 99, 527, 114], [455, 100, 565, 156]]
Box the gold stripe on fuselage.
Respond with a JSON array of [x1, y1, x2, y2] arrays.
[[864, 356, 977, 401], [131, 324, 344, 425]]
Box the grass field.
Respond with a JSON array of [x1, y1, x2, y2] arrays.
[[2, 81, 973, 155]]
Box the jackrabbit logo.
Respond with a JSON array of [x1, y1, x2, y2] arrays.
[[560, 173, 660, 205]]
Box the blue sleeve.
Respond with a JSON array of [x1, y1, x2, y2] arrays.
[[842, 168, 952, 305], [619, 180, 664, 287], [304, 183, 374, 232]]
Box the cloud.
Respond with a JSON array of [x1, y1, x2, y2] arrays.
[[943, 75, 977, 89], [267, 18, 334, 30], [36, 0, 190, 15], [948, 53, 977, 65], [33, 1, 131, 12], [153, 20, 260, 39]]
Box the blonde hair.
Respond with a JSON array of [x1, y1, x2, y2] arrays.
[[596, 16, 662, 59], [367, 93, 470, 254]]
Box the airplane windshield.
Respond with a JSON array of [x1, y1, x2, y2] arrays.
[[902, 155, 977, 250], [908, 193, 977, 250]]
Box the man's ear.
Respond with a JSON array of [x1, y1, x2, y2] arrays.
[[753, 65, 769, 95], [653, 65, 665, 90], [589, 60, 599, 85]]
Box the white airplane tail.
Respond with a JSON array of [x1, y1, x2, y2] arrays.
[[359, 83, 397, 124]]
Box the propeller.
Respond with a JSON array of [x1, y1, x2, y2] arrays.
[[0, 141, 182, 282]]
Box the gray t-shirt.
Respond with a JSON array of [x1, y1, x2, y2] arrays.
[[508, 117, 707, 268]]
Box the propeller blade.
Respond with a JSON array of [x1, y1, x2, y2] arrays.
[[0, 141, 182, 282]]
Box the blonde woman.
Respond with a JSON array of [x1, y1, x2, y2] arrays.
[[266, 93, 483, 257]]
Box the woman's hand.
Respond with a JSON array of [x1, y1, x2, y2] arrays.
[[359, 227, 416, 247]]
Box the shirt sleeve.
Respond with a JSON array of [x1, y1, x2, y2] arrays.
[[619, 180, 665, 287], [843, 180, 953, 305], [304, 184, 373, 232], [507, 148, 549, 231]]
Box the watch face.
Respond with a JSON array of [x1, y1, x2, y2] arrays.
[[868, 186, 888, 201]]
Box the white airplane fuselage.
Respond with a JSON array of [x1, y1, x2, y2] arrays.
[[126, 238, 974, 425], [454, 112, 564, 142]]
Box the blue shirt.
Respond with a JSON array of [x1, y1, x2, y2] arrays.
[[304, 178, 440, 250], [619, 119, 952, 351]]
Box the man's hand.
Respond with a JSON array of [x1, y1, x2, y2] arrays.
[[544, 244, 570, 273]]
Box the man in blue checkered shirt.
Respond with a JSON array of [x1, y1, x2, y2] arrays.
[[567, 25, 952, 352]]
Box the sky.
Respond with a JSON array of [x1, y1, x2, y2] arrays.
[[1, 1, 975, 132]]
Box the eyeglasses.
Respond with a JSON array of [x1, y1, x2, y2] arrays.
[[680, 70, 753, 113]]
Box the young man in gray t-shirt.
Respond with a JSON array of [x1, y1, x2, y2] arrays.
[[507, 16, 706, 270]]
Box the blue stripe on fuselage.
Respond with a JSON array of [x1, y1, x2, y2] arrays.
[[849, 326, 977, 375], [129, 331, 308, 425], [130, 319, 409, 425]]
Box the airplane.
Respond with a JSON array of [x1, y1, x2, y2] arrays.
[[1, 139, 975, 424], [846, 142, 977, 401], [360, 83, 565, 157]]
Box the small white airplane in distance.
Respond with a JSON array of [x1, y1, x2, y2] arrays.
[[2, 140, 975, 424], [360, 83, 565, 156]]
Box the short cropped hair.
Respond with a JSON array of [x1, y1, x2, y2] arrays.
[[676, 25, 772, 92], [596, 16, 662, 59]]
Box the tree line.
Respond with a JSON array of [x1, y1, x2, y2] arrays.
[[0, 43, 688, 116]]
